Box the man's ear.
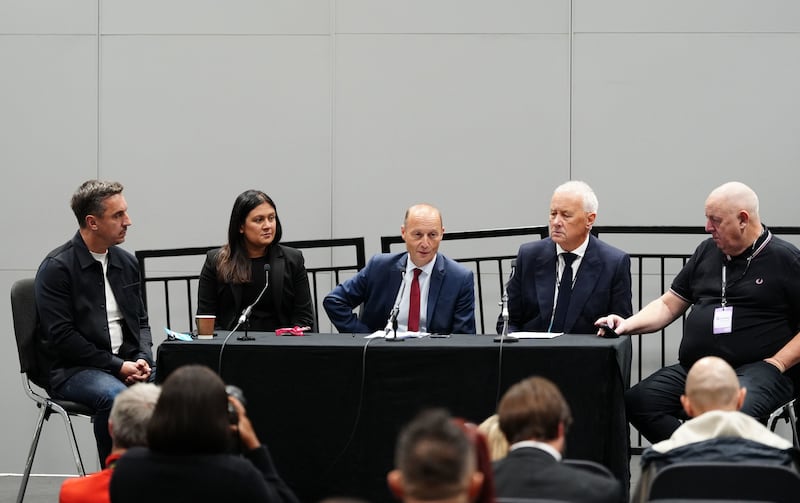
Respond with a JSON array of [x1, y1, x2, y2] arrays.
[[737, 387, 747, 410], [467, 471, 484, 502], [680, 394, 694, 418], [108, 419, 114, 437], [387, 470, 404, 500]]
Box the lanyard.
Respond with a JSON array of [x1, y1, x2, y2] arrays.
[[721, 230, 771, 307]]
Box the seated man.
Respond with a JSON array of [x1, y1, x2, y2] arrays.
[[324, 204, 475, 335], [597, 181, 800, 443], [493, 376, 623, 503], [633, 356, 798, 502], [60, 382, 160, 503], [36, 180, 154, 463], [387, 408, 484, 503], [499, 181, 631, 335]]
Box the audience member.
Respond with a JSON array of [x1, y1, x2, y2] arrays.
[[500, 181, 631, 335], [477, 414, 508, 462], [59, 383, 160, 503], [387, 409, 484, 503], [324, 204, 475, 335], [633, 356, 799, 502], [109, 365, 298, 503], [453, 418, 496, 503], [197, 189, 315, 332], [36, 180, 154, 463], [597, 181, 800, 443], [494, 376, 623, 503]]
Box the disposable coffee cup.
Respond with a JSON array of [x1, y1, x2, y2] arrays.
[[196, 315, 216, 339]]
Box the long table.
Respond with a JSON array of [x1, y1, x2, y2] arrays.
[[156, 333, 631, 502]]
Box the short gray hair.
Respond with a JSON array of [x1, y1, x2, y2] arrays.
[[553, 180, 598, 214], [70, 179, 124, 228], [110, 383, 161, 449]]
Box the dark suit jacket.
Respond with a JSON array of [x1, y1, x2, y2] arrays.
[[494, 447, 623, 503], [499, 234, 632, 334], [323, 252, 476, 334], [197, 244, 315, 331]]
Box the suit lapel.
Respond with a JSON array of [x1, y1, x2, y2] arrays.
[[426, 255, 445, 322], [536, 244, 558, 322], [270, 246, 286, 316], [564, 236, 601, 333]]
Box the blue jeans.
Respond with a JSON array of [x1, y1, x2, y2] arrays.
[[51, 369, 127, 465], [626, 360, 794, 443]]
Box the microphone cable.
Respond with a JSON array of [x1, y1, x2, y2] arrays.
[[320, 335, 377, 481]]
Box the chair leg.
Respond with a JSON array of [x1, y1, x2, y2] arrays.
[[787, 403, 799, 449], [16, 404, 48, 503], [56, 410, 86, 476]]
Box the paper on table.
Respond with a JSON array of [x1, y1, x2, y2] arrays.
[[365, 330, 430, 339], [509, 332, 563, 339]]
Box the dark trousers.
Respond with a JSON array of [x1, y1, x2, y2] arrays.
[[626, 360, 795, 443]]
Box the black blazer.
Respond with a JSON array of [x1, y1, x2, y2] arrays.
[[197, 244, 315, 331], [494, 447, 623, 503]]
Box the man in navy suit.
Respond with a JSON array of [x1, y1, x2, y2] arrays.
[[498, 181, 632, 335], [494, 376, 623, 503], [324, 204, 476, 335]]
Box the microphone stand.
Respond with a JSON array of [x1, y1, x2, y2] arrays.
[[237, 264, 271, 341], [494, 260, 518, 343], [385, 271, 406, 342]]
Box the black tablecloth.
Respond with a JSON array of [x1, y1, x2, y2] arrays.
[[156, 333, 632, 502]]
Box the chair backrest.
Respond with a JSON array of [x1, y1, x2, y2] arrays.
[[562, 458, 615, 479], [11, 278, 49, 389], [648, 462, 800, 502]]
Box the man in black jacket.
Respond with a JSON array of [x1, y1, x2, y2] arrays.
[[35, 180, 153, 464]]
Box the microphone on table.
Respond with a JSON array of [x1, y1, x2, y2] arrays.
[[384, 270, 407, 342], [218, 264, 271, 375], [237, 264, 271, 341], [494, 259, 518, 343]]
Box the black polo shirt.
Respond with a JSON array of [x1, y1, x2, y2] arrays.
[[671, 231, 800, 368]]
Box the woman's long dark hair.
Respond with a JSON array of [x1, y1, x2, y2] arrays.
[[147, 365, 232, 454], [216, 190, 282, 283]]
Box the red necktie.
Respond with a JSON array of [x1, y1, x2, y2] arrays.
[[408, 268, 422, 332]]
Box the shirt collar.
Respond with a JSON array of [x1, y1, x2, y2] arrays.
[[555, 234, 590, 259], [406, 254, 437, 276], [510, 440, 562, 461]]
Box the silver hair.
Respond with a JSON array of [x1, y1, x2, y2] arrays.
[[110, 382, 161, 449], [553, 180, 598, 213]]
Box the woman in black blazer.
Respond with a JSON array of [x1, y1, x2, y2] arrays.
[[197, 190, 314, 332]]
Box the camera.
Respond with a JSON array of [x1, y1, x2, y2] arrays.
[[225, 384, 246, 425]]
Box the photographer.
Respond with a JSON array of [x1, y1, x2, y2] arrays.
[[109, 365, 297, 503]]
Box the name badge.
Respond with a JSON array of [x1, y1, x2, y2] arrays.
[[713, 306, 733, 334]]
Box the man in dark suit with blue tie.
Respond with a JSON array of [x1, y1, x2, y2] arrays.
[[324, 203, 476, 335], [499, 181, 632, 335]]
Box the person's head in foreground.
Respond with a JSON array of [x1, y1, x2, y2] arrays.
[[388, 408, 484, 503]]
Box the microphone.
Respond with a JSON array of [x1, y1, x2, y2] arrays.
[[494, 259, 518, 343], [237, 264, 270, 341], [385, 270, 407, 341]]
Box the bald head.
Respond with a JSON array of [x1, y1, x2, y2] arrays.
[[682, 357, 745, 417], [704, 181, 763, 257], [707, 182, 760, 219]]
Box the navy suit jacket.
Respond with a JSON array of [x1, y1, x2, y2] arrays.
[[494, 447, 623, 503], [323, 252, 476, 334], [499, 234, 632, 334]]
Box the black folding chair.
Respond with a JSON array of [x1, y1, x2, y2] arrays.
[[11, 278, 96, 503], [647, 461, 800, 502]]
